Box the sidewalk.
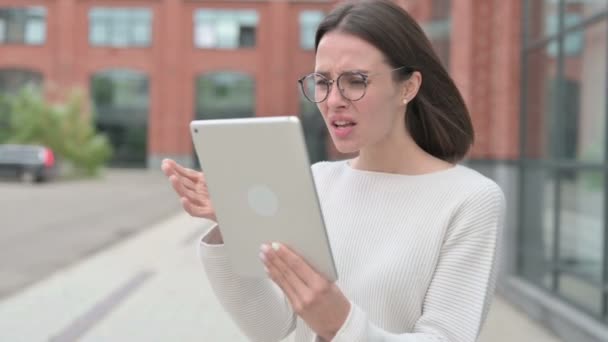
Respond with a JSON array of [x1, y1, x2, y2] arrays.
[[0, 213, 562, 342]]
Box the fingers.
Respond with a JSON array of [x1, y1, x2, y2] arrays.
[[181, 197, 216, 221], [162, 159, 206, 200], [161, 158, 203, 184], [160, 159, 174, 177], [170, 175, 205, 206], [262, 243, 312, 294], [170, 173, 199, 192], [181, 197, 208, 217], [163, 159, 203, 183], [260, 245, 302, 310], [274, 244, 323, 287], [163, 159, 216, 221]]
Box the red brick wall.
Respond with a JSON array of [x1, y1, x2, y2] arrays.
[[0, 0, 522, 164], [450, 0, 521, 160]]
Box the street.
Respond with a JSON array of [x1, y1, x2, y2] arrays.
[[0, 169, 563, 342], [0, 169, 182, 299]]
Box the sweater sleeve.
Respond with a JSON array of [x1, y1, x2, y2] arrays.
[[198, 224, 296, 342], [322, 183, 506, 342]]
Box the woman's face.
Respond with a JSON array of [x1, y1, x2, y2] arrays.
[[315, 31, 408, 154]]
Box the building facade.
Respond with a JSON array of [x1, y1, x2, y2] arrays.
[[0, 0, 607, 341]]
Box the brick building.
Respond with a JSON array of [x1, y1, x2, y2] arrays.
[[1, 1, 607, 342], [0, 0, 520, 168]]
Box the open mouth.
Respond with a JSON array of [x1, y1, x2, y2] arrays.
[[332, 120, 357, 128]]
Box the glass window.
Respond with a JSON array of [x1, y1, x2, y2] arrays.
[[522, 1, 608, 323], [195, 72, 255, 120], [519, 167, 556, 290], [91, 70, 150, 167], [89, 7, 152, 48], [0, 7, 47, 45], [526, 0, 559, 44], [0, 68, 43, 95], [545, 13, 584, 57], [422, 1, 451, 70], [523, 47, 558, 160], [0, 20, 5, 42], [557, 171, 604, 315], [299, 11, 324, 50], [565, 0, 608, 27], [558, 274, 603, 315], [526, 19, 607, 163], [299, 93, 327, 163], [533, 20, 608, 163], [132, 10, 151, 46], [194, 72, 255, 168], [194, 9, 258, 49], [560, 20, 606, 163]]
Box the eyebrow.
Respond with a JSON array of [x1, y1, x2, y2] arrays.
[[315, 69, 370, 77]]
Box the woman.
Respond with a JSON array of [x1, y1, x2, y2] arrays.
[[162, 1, 505, 341]]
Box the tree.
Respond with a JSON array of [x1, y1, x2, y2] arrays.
[[5, 87, 113, 176]]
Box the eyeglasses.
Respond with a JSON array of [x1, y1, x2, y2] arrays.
[[298, 66, 412, 103]]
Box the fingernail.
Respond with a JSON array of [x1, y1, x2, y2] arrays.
[[260, 244, 270, 253], [272, 242, 280, 251], [258, 252, 266, 262]]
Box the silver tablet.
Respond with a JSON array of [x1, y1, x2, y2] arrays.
[[190, 116, 338, 281]]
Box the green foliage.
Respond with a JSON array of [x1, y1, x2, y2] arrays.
[[0, 94, 11, 144], [4, 87, 113, 176]]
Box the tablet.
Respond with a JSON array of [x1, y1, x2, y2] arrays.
[[190, 116, 338, 281]]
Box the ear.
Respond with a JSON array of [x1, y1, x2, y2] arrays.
[[401, 71, 422, 104]]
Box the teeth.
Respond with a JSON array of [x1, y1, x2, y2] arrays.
[[334, 120, 352, 126]]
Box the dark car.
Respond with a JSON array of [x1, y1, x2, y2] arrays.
[[0, 144, 59, 182]]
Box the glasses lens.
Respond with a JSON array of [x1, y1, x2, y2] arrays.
[[302, 74, 329, 103], [338, 72, 367, 101]]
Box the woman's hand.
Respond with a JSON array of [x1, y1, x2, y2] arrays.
[[161, 158, 217, 222], [260, 243, 350, 341]]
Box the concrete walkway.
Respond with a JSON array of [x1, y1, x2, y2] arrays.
[[0, 213, 562, 342]]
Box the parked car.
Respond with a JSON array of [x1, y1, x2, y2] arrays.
[[0, 144, 59, 182]]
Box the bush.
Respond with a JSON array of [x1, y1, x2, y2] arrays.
[[0, 94, 11, 144], [5, 87, 113, 177]]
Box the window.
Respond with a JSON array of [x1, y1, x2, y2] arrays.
[[89, 7, 152, 47], [91, 70, 150, 167], [194, 72, 255, 168], [195, 72, 255, 119], [0, 7, 46, 45], [299, 11, 324, 50], [194, 9, 258, 49], [545, 13, 583, 57], [0, 69, 43, 143], [299, 92, 327, 163], [422, 0, 451, 69], [520, 4, 608, 321], [0, 68, 43, 95], [564, 0, 608, 27]]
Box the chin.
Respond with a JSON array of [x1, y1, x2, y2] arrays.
[[333, 141, 361, 155]]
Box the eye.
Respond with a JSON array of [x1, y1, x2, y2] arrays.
[[342, 73, 366, 86], [349, 78, 366, 85]]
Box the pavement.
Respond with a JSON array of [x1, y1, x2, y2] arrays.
[[0, 211, 564, 342], [0, 169, 182, 300]]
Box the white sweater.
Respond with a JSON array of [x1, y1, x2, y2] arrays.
[[199, 160, 505, 342]]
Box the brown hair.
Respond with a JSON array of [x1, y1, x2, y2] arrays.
[[315, 0, 474, 163]]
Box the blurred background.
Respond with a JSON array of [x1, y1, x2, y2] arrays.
[[0, 0, 607, 341]]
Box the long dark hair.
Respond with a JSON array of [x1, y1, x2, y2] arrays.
[[315, 0, 474, 163]]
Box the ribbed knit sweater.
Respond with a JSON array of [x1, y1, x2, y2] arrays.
[[199, 160, 505, 342]]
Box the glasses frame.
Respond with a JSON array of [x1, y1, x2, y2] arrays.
[[297, 66, 413, 103]]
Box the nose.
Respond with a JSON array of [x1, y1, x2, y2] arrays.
[[326, 82, 348, 109]]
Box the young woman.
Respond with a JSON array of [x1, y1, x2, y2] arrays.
[[162, 1, 505, 341]]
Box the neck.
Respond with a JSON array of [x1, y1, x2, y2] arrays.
[[352, 129, 453, 176]]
